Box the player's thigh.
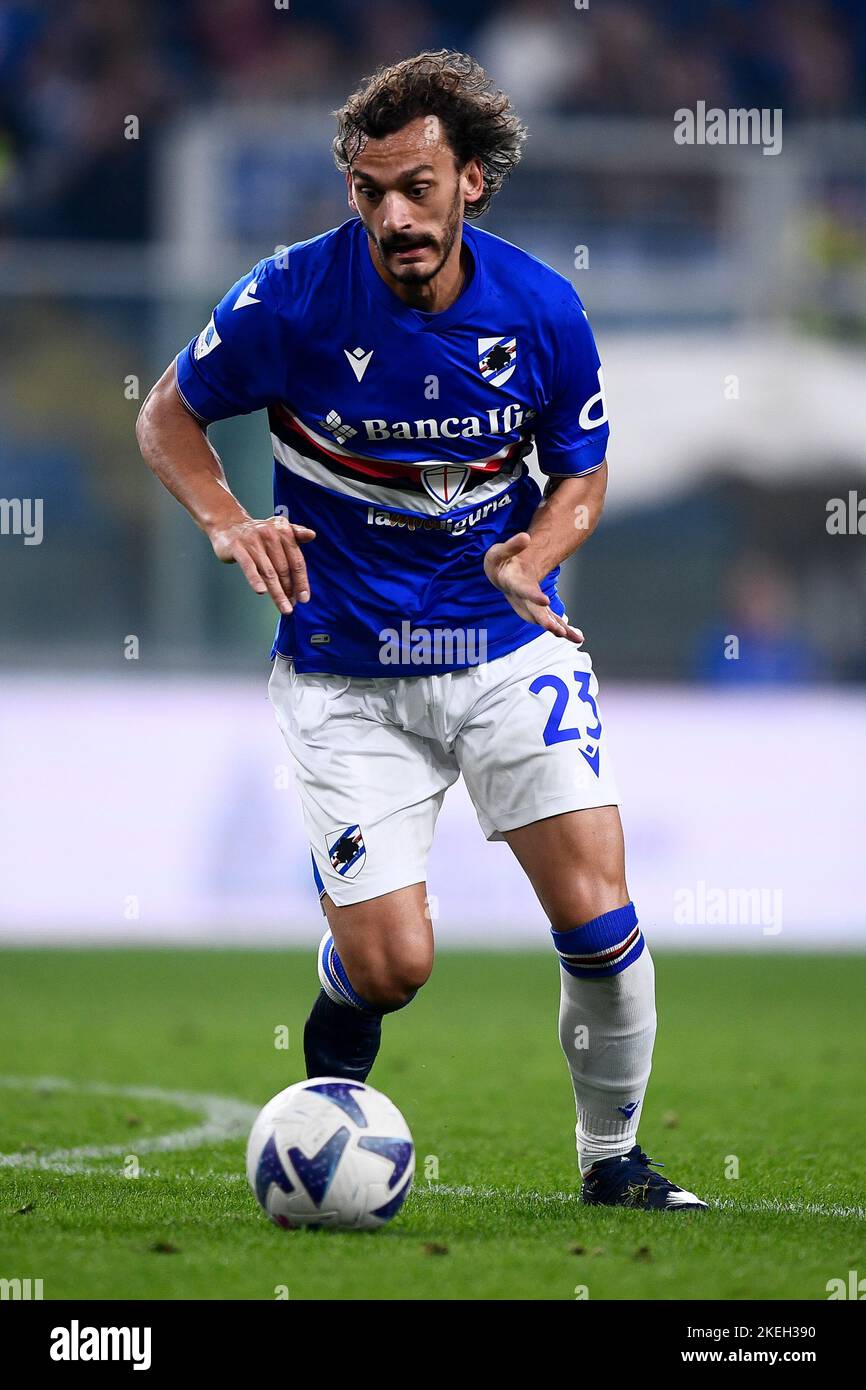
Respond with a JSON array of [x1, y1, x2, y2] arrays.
[[322, 882, 434, 999], [268, 654, 457, 907], [504, 804, 628, 930], [456, 631, 620, 847]]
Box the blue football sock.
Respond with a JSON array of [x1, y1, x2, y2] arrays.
[[303, 989, 383, 1083]]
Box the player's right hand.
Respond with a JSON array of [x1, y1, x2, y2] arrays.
[[209, 515, 316, 616]]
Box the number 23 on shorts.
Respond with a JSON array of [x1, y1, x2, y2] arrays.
[[529, 670, 603, 776]]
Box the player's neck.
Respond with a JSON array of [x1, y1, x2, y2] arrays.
[[368, 235, 469, 314]]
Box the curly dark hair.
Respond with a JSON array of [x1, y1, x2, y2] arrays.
[[332, 50, 526, 220]]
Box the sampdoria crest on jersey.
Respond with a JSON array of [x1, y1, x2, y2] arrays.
[[326, 825, 366, 878], [420, 463, 471, 507], [478, 335, 517, 389], [193, 316, 221, 360]]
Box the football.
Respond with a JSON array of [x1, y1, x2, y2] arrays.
[[246, 1077, 415, 1230]]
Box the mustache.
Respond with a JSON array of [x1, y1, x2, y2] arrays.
[[381, 236, 435, 254]]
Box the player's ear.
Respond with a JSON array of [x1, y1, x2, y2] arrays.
[[346, 171, 358, 214], [460, 157, 484, 212]]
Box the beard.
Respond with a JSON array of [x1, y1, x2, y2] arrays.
[[371, 187, 463, 285]]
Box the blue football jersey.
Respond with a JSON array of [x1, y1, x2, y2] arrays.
[[175, 217, 609, 675]]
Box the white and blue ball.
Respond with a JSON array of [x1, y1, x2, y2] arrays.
[[246, 1078, 415, 1231]]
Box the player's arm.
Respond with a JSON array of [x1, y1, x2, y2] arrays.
[[485, 288, 610, 643], [484, 464, 607, 643], [136, 364, 313, 616], [136, 259, 314, 616]]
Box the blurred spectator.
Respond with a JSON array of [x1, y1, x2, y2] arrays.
[[692, 555, 821, 684], [0, 0, 863, 242], [475, 0, 586, 114]]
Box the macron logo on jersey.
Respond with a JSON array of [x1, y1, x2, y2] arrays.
[[233, 280, 259, 309], [344, 346, 374, 382]]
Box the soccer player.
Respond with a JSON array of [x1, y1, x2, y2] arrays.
[[136, 51, 706, 1210]]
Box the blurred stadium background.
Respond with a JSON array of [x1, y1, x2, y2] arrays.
[[1, 0, 864, 946]]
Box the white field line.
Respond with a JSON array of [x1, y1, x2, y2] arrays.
[[1, 1078, 862, 1223], [0, 1074, 257, 1173]]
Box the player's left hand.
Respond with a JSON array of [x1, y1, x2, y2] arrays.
[[483, 532, 584, 643]]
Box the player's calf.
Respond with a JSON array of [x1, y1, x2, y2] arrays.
[[552, 902, 658, 1175], [551, 898, 706, 1208]]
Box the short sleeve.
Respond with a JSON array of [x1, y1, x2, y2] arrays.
[[175, 258, 288, 423], [533, 292, 609, 477]]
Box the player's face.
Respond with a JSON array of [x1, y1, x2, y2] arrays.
[[347, 116, 483, 288]]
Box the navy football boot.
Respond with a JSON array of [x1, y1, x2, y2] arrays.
[[581, 1145, 708, 1210]]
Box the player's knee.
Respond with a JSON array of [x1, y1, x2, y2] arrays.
[[551, 870, 629, 932], [353, 953, 432, 1014], [358, 978, 420, 1014], [587, 869, 629, 914]]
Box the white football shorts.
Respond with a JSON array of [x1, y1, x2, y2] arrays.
[[268, 629, 620, 907]]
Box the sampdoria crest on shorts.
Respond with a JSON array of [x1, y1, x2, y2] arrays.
[[326, 825, 366, 878], [477, 335, 517, 389]]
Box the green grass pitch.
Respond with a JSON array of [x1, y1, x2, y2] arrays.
[[1, 948, 864, 1301]]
